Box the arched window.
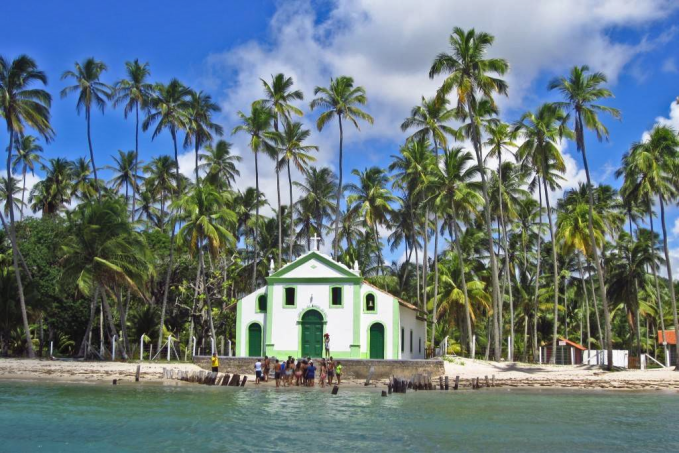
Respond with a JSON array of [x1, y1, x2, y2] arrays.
[[365, 293, 376, 312], [257, 294, 267, 312]]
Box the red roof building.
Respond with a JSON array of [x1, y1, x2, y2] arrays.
[[657, 330, 677, 345]]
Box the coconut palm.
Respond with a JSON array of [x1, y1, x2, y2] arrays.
[[174, 184, 236, 351], [106, 150, 142, 208], [0, 176, 23, 216], [113, 59, 153, 215], [199, 140, 241, 190], [293, 167, 338, 257], [11, 135, 43, 220], [548, 65, 621, 370], [1, 54, 55, 358], [618, 126, 679, 368], [144, 155, 178, 230], [276, 122, 318, 258], [29, 158, 72, 216], [61, 199, 152, 358], [430, 146, 483, 354], [516, 103, 572, 363], [61, 58, 112, 194], [184, 90, 223, 183], [401, 95, 457, 347], [69, 157, 98, 201], [310, 76, 374, 258], [429, 27, 508, 360], [261, 73, 304, 267], [346, 167, 396, 282], [232, 100, 278, 289]]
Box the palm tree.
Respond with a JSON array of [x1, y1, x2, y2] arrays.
[[430, 146, 483, 354], [549, 65, 621, 370], [106, 150, 142, 208], [429, 27, 508, 361], [61, 58, 112, 194], [261, 73, 304, 267], [143, 78, 190, 350], [619, 126, 679, 368], [310, 76, 374, 258], [0, 176, 23, 217], [29, 158, 72, 216], [11, 135, 43, 220], [184, 90, 223, 182], [144, 155, 178, 231], [401, 95, 457, 348], [516, 103, 572, 363], [199, 140, 241, 189], [277, 122, 318, 258], [61, 199, 152, 358], [69, 157, 97, 201], [232, 100, 277, 289], [1, 54, 54, 358], [346, 167, 396, 282], [174, 184, 236, 352], [294, 167, 338, 257], [113, 59, 153, 217]]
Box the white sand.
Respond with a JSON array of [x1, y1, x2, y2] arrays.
[[443, 357, 679, 390]]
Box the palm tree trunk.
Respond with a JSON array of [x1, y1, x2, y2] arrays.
[[497, 157, 514, 360], [86, 107, 100, 200], [532, 177, 543, 362], [576, 111, 612, 369], [199, 240, 218, 344], [99, 287, 118, 347], [253, 150, 260, 290], [6, 129, 34, 358], [431, 140, 441, 352], [78, 286, 100, 357], [542, 174, 559, 364], [588, 265, 604, 348], [274, 119, 282, 268], [157, 128, 180, 352], [658, 196, 679, 369], [288, 163, 294, 260], [634, 279, 642, 360], [131, 103, 139, 220], [648, 206, 669, 361], [451, 201, 473, 356], [410, 204, 421, 308], [20, 168, 26, 220], [333, 116, 344, 259], [116, 288, 129, 360], [577, 254, 592, 350], [187, 258, 203, 359], [467, 99, 501, 361], [374, 225, 385, 286], [422, 205, 429, 319], [0, 211, 32, 278]]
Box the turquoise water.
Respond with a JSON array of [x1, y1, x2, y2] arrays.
[[1, 381, 678, 452]]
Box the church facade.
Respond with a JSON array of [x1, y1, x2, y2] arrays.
[[235, 251, 427, 359]]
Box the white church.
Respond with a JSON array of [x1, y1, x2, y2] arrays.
[[235, 248, 427, 360]]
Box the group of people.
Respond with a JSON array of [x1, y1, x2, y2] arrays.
[[254, 356, 343, 388]]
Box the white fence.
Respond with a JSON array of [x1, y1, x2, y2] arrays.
[[582, 350, 629, 368]]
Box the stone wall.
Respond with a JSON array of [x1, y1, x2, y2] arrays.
[[194, 356, 444, 380]]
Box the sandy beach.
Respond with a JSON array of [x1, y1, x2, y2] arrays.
[[2, 357, 679, 390]]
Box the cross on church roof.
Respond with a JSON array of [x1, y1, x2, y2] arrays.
[[310, 234, 320, 252]]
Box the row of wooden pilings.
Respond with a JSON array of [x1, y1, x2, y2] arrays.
[[382, 374, 496, 396], [162, 368, 248, 387]]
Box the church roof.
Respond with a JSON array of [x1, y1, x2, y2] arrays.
[[267, 250, 361, 281]]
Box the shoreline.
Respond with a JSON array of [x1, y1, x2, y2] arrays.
[[2, 357, 679, 391]]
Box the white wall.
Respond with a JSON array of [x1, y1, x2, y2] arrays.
[[359, 285, 397, 359], [237, 287, 266, 356], [399, 306, 425, 359]]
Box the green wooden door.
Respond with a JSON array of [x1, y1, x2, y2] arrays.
[[248, 323, 262, 357], [301, 310, 323, 357], [369, 323, 385, 359]]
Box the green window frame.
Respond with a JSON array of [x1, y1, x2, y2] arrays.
[[330, 286, 343, 308], [363, 292, 377, 313], [283, 286, 297, 308], [256, 294, 267, 313]]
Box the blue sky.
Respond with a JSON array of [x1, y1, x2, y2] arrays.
[[3, 0, 679, 264]]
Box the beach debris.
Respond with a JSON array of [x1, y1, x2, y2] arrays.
[[332, 385, 339, 395], [112, 379, 117, 385], [381, 390, 387, 397]]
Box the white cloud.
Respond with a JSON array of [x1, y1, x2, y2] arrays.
[[641, 101, 679, 142], [662, 57, 678, 73], [672, 218, 679, 237]]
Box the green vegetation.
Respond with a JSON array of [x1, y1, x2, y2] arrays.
[[1, 27, 677, 372]]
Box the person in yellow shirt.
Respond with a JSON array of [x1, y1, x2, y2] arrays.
[[211, 352, 219, 372]]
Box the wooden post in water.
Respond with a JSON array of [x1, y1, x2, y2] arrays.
[[492, 375, 495, 387], [444, 376, 449, 390], [365, 366, 375, 386], [229, 374, 240, 386], [135, 364, 141, 382], [475, 377, 480, 389], [381, 390, 387, 397], [221, 374, 231, 386], [332, 385, 339, 395], [485, 376, 490, 387], [240, 376, 247, 387], [439, 376, 444, 390]]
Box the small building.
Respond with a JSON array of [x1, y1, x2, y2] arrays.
[[235, 250, 427, 359], [657, 330, 678, 366], [540, 338, 586, 365]]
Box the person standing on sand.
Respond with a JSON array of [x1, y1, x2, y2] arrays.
[[255, 358, 263, 384], [336, 361, 342, 385], [211, 352, 219, 373], [324, 333, 330, 357], [275, 359, 281, 388], [319, 359, 327, 388], [327, 357, 335, 385], [295, 360, 302, 386]]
